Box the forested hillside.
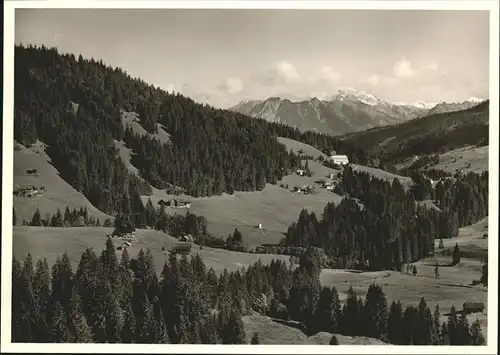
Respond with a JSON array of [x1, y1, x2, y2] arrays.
[[285, 167, 488, 270], [341, 101, 489, 166], [14, 45, 373, 216]]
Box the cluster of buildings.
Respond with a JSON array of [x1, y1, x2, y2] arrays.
[[13, 185, 46, 197], [292, 185, 315, 194], [157, 198, 191, 209]]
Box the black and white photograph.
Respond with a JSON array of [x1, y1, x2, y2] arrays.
[[2, 1, 498, 353]]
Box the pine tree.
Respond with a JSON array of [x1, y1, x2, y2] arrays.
[[67, 287, 93, 342], [221, 309, 246, 344], [456, 312, 471, 345], [447, 305, 458, 345], [387, 301, 404, 344], [50, 301, 70, 342], [232, 228, 243, 244], [31, 209, 43, 226], [402, 305, 417, 345], [414, 298, 433, 345], [32, 258, 52, 342], [480, 262, 488, 286], [452, 243, 461, 266], [441, 322, 450, 345], [433, 305, 441, 344], [251, 332, 260, 344], [120, 304, 136, 343], [362, 284, 388, 339], [340, 286, 361, 336], [313, 286, 335, 333], [469, 319, 486, 345], [329, 335, 339, 345]]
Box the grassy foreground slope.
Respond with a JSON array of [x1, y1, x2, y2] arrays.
[[242, 314, 386, 345], [13, 141, 112, 223]]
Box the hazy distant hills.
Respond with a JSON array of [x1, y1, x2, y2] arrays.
[[230, 89, 486, 135]]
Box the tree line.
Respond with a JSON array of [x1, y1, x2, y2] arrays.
[[22, 206, 113, 228], [12, 243, 485, 345]]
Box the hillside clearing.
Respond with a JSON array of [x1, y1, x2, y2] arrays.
[[434, 145, 488, 174], [13, 140, 112, 223], [351, 164, 414, 189], [277, 136, 327, 159], [120, 110, 171, 144], [12, 226, 290, 275], [114, 139, 140, 176]]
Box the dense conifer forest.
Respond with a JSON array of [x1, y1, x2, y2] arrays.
[[14, 44, 370, 215], [284, 167, 488, 270], [12, 242, 485, 345]]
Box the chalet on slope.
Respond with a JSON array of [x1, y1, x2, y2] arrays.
[[179, 234, 194, 242], [157, 198, 191, 208], [13, 185, 45, 197], [463, 302, 485, 314], [328, 154, 350, 166]]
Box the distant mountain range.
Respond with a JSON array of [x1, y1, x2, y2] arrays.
[[230, 89, 486, 135]]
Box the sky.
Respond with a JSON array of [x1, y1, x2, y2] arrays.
[[15, 8, 490, 108]]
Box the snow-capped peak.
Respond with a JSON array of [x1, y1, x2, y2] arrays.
[[465, 96, 484, 103], [332, 88, 387, 106], [393, 100, 438, 109]]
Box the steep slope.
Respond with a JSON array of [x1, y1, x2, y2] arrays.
[[341, 100, 489, 165], [14, 45, 296, 218], [231, 89, 430, 135], [13, 140, 112, 223]]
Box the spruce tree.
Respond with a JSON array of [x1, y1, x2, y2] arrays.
[[432, 305, 441, 345], [67, 287, 93, 342], [120, 304, 136, 343], [329, 335, 339, 345], [447, 305, 458, 345], [469, 319, 486, 345], [251, 332, 260, 344], [387, 301, 404, 344], [452, 243, 461, 266], [221, 309, 246, 344], [340, 286, 361, 336], [50, 301, 70, 342], [314, 286, 335, 333], [440, 322, 450, 345], [31, 209, 43, 226], [32, 258, 52, 342], [362, 284, 388, 339], [456, 312, 471, 345], [480, 262, 488, 286]]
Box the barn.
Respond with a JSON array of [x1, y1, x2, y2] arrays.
[[170, 243, 192, 255], [463, 302, 485, 314], [328, 155, 349, 165]]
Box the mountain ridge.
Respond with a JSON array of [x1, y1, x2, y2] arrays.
[[230, 90, 487, 135]]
